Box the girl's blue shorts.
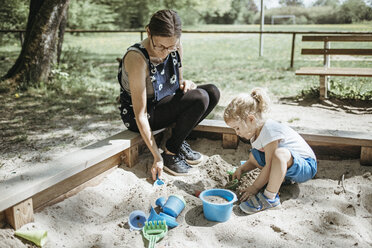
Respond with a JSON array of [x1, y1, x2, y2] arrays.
[[251, 148, 317, 183]]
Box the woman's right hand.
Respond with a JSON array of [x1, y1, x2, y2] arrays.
[[151, 158, 164, 181], [232, 167, 243, 180]]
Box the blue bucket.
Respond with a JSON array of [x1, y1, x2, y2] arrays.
[[199, 189, 237, 222]]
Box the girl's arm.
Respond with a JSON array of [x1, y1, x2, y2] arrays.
[[125, 52, 163, 180], [240, 140, 279, 201], [251, 140, 279, 190]]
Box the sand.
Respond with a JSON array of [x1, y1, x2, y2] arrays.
[[1, 100, 372, 248], [1, 137, 372, 248]]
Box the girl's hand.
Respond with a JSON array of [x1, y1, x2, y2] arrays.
[[151, 159, 164, 181], [239, 185, 259, 202], [180, 80, 196, 93], [232, 167, 243, 180]]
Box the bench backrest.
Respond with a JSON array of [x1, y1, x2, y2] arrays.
[[300, 35, 372, 66]]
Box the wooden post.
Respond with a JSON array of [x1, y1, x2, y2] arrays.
[[19, 32, 24, 46], [319, 75, 327, 99], [5, 198, 34, 230], [361, 147, 372, 166], [222, 133, 239, 149], [259, 0, 264, 57], [122, 144, 139, 167], [140, 31, 143, 41], [324, 38, 331, 93], [290, 33, 296, 68]]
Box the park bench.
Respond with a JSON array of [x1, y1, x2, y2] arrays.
[[295, 35, 372, 99], [1, 119, 371, 230]]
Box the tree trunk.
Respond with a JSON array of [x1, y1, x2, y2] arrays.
[[2, 0, 70, 89], [57, 5, 68, 65]]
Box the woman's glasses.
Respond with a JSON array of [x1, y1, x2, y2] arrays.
[[151, 36, 179, 52]]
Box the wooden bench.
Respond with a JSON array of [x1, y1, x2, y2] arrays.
[[0, 128, 165, 229], [193, 119, 372, 165], [295, 35, 372, 99], [2, 119, 372, 229]]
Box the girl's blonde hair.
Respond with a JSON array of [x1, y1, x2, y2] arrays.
[[224, 87, 270, 125]]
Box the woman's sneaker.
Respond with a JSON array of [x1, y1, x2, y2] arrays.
[[179, 141, 204, 165], [162, 152, 191, 176]]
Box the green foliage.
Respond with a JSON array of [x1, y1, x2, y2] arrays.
[[68, 0, 116, 29], [279, 0, 304, 6], [329, 79, 372, 100], [313, 0, 340, 7], [338, 0, 372, 23], [266, 0, 372, 24], [0, 0, 28, 43]]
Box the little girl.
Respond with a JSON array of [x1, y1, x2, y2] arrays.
[[224, 87, 317, 214]]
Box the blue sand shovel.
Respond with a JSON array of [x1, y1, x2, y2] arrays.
[[153, 174, 165, 187]]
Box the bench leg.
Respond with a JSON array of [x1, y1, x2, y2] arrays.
[[222, 133, 239, 149], [361, 146, 372, 166], [319, 75, 328, 99], [122, 144, 139, 167], [5, 198, 34, 230]]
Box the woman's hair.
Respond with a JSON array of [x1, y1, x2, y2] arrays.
[[224, 87, 271, 125], [147, 10, 182, 38]]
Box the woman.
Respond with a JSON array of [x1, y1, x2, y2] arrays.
[[117, 10, 220, 180]]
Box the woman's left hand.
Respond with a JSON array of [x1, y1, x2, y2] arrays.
[[180, 80, 196, 93]]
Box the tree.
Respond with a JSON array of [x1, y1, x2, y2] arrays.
[[313, 0, 340, 7], [279, 0, 304, 6], [0, 0, 28, 43], [338, 0, 372, 23], [1, 0, 70, 89]]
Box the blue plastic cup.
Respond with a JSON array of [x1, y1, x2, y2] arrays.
[[163, 195, 186, 218], [128, 210, 147, 231]]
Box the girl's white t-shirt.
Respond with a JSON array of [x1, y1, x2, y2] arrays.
[[251, 119, 316, 159]]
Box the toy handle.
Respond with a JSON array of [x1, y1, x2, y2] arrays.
[[148, 236, 156, 248]]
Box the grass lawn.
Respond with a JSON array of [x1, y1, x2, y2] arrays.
[[0, 24, 371, 154]]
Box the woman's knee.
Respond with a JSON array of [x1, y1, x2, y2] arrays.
[[192, 88, 209, 110], [199, 84, 220, 103]]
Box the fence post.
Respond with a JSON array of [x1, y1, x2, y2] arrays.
[[140, 31, 143, 41], [259, 0, 264, 57], [290, 33, 296, 68], [19, 31, 24, 46]]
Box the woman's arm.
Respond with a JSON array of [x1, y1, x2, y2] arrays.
[[124, 51, 163, 180], [177, 41, 196, 93]]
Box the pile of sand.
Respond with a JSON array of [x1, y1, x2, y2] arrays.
[[1, 138, 372, 248]]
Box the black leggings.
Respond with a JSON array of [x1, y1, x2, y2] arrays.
[[150, 84, 220, 154]]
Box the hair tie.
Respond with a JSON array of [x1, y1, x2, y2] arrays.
[[251, 93, 259, 102]]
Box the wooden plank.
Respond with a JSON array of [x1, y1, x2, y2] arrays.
[[194, 119, 236, 134], [319, 75, 327, 99], [196, 119, 372, 147], [222, 133, 239, 149], [32, 153, 121, 210], [302, 35, 372, 42], [5, 198, 34, 230], [307, 141, 360, 160], [34, 166, 118, 211], [0, 128, 164, 212], [295, 67, 372, 77], [301, 48, 372, 56], [361, 147, 372, 166], [122, 145, 139, 167]]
